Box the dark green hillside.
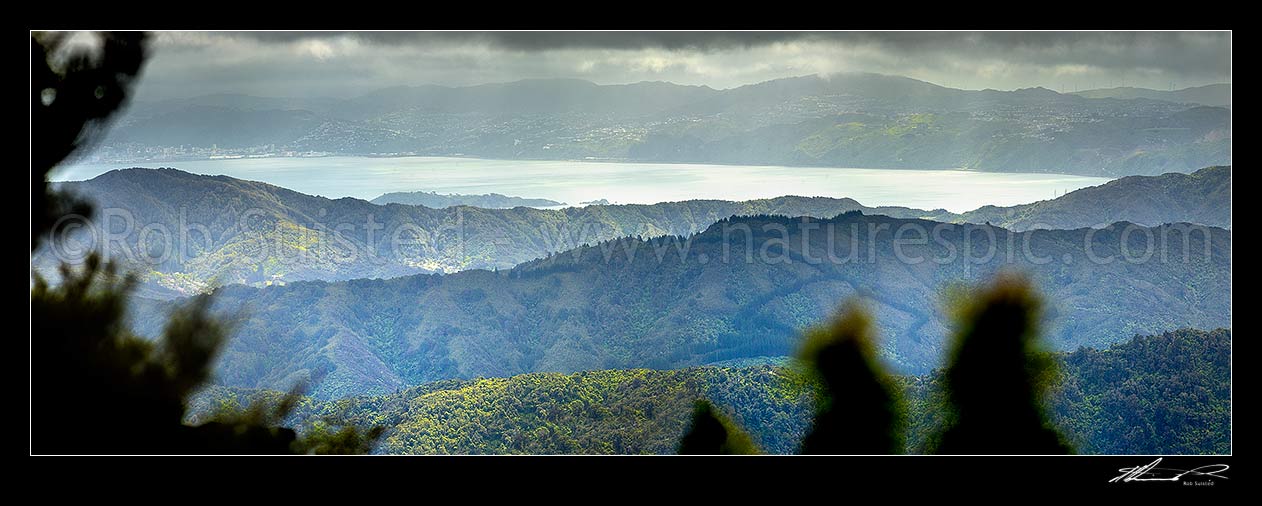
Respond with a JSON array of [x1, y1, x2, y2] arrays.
[[1050, 328, 1232, 454], [191, 366, 808, 455], [906, 328, 1231, 455], [189, 329, 1229, 454], [137, 212, 1229, 398]]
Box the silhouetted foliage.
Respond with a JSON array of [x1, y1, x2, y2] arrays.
[[796, 301, 902, 454], [668, 274, 1073, 455], [31, 31, 147, 249], [190, 327, 1226, 455], [677, 400, 761, 455], [294, 423, 388, 455], [30, 32, 378, 454], [30, 253, 298, 453], [930, 273, 1073, 454]]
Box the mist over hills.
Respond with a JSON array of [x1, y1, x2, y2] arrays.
[[38, 166, 1229, 298], [43, 168, 916, 295], [130, 212, 1229, 398], [95, 74, 1231, 177]]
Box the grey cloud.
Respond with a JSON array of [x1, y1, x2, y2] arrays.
[[180, 31, 1231, 75], [132, 31, 1230, 101], [213, 30, 1228, 59], [219, 31, 837, 50]]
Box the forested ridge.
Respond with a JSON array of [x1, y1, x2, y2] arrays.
[[125, 211, 1228, 398], [189, 328, 1230, 455], [40, 165, 1229, 297]]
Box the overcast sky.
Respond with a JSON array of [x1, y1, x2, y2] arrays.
[[122, 31, 1231, 101]]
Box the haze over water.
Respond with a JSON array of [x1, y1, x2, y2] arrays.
[[55, 156, 1114, 213]]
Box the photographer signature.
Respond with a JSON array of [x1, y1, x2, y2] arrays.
[[1110, 458, 1229, 483]]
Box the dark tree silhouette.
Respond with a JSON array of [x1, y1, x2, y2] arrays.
[[30, 32, 377, 454], [31, 253, 302, 453], [796, 300, 902, 454], [930, 273, 1073, 454], [677, 400, 760, 455], [31, 31, 146, 249]]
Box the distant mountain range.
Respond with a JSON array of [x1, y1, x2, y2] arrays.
[[129, 211, 1229, 398], [187, 328, 1230, 455], [1072, 83, 1231, 108], [371, 190, 564, 208], [93, 74, 1231, 177], [37, 166, 1229, 298]]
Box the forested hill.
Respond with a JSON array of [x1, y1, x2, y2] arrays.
[[42, 166, 1229, 296], [187, 328, 1230, 455], [133, 212, 1230, 398], [46, 168, 901, 293], [956, 165, 1230, 231]]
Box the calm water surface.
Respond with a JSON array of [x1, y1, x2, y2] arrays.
[[54, 156, 1114, 213]]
